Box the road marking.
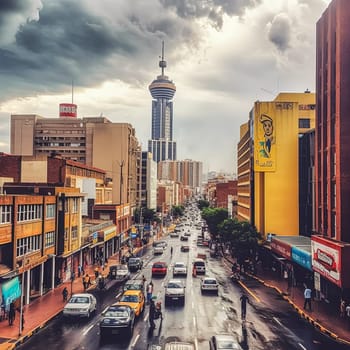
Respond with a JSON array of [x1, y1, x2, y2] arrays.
[[131, 334, 140, 348], [298, 343, 307, 350], [273, 317, 283, 326], [193, 316, 196, 327], [82, 323, 95, 336], [194, 337, 198, 350], [115, 291, 122, 299], [238, 280, 261, 303], [144, 312, 149, 321]]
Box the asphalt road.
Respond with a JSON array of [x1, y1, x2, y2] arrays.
[[18, 209, 349, 350]]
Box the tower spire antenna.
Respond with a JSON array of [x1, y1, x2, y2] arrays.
[[159, 40, 167, 76]]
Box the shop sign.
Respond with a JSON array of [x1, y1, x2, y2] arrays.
[[2, 277, 21, 307], [271, 238, 291, 259], [90, 232, 98, 244], [103, 227, 116, 241], [311, 236, 342, 287], [291, 246, 312, 271]]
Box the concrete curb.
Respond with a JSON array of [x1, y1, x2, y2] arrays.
[[222, 255, 350, 346]]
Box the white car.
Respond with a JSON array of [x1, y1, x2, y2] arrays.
[[164, 279, 186, 305], [201, 277, 219, 294], [63, 293, 97, 318], [173, 262, 188, 276], [154, 246, 164, 255]]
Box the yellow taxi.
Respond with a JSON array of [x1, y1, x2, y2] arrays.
[[116, 290, 145, 317]]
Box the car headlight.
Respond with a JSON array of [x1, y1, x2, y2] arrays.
[[80, 308, 87, 312]]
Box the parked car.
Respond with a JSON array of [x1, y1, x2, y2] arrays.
[[180, 235, 189, 241], [181, 245, 190, 252], [152, 262, 168, 277], [170, 231, 180, 238], [209, 334, 242, 349], [165, 342, 195, 350], [123, 279, 145, 293], [63, 293, 97, 318], [184, 230, 191, 237], [153, 246, 164, 255], [99, 305, 135, 338], [109, 264, 130, 281], [193, 258, 206, 274], [164, 279, 186, 305], [127, 257, 143, 272], [201, 277, 219, 294], [173, 262, 188, 276], [116, 290, 145, 317]]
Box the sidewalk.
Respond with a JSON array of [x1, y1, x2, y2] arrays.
[[0, 245, 137, 350], [225, 256, 350, 347]]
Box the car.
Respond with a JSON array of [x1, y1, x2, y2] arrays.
[[180, 245, 190, 252], [201, 277, 219, 294], [173, 262, 188, 276], [99, 305, 135, 338], [152, 262, 168, 277], [123, 279, 145, 293], [170, 232, 180, 238], [127, 257, 143, 272], [209, 334, 242, 349], [164, 279, 186, 305], [165, 342, 195, 350], [152, 240, 167, 248], [180, 235, 189, 241], [109, 264, 130, 282], [116, 290, 145, 317], [184, 230, 191, 237], [63, 293, 97, 318], [193, 258, 206, 274], [153, 246, 164, 255]]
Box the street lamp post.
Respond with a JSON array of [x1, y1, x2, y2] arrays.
[[19, 248, 31, 336], [119, 160, 125, 205]]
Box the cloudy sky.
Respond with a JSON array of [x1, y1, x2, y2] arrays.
[[0, 0, 331, 174]]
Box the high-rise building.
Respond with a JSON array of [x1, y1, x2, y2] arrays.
[[148, 42, 176, 163]]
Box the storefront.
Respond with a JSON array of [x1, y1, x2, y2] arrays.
[[311, 235, 350, 303]]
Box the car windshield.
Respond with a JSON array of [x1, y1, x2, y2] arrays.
[[195, 261, 205, 266], [105, 309, 129, 317], [204, 279, 217, 284], [121, 295, 138, 302], [69, 296, 89, 304], [217, 340, 236, 348], [167, 282, 182, 288], [154, 264, 165, 268], [129, 258, 139, 264], [175, 263, 185, 267], [117, 265, 128, 270]]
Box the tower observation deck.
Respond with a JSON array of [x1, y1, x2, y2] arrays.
[[148, 42, 177, 163]]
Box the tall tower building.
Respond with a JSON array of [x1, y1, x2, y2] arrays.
[[148, 42, 176, 163]]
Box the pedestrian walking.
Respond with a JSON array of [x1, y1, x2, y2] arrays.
[[62, 287, 68, 302], [83, 273, 91, 291], [240, 293, 249, 320], [94, 267, 99, 279], [341, 299, 346, 318], [170, 246, 173, 256], [146, 281, 153, 304], [149, 298, 156, 329], [78, 264, 82, 277], [303, 286, 312, 311], [8, 302, 16, 326]]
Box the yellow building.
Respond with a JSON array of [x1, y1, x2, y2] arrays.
[[252, 92, 315, 237]]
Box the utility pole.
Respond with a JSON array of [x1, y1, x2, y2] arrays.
[[119, 160, 125, 205]]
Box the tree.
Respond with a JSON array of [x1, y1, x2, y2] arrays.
[[134, 207, 159, 224], [201, 207, 228, 238], [197, 199, 210, 210], [171, 205, 185, 218]]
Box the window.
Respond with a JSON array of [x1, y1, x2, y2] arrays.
[[46, 204, 56, 219], [17, 204, 43, 222], [299, 118, 310, 129], [72, 226, 78, 239], [16, 234, 42, 257], [64, 228, 69, 241], [44, 231, 55, 248], [0, 205, 12, 224], [72, 198, 79, 213]]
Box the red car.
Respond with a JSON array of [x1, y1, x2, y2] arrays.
[[152, 262, 167, 277]]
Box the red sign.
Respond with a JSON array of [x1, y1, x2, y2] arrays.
[[59, 103, 77, 118], [271, 238, 291, 259]]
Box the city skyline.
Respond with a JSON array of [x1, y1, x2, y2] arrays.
[[0, 0, 331, 173]]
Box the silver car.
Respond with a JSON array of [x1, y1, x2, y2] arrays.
[[63, 293, 97, 318], [164, 279, 186, 305], [173, 262, 188, 276]]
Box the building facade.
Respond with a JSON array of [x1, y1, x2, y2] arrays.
[[148, 43, 177, 163]]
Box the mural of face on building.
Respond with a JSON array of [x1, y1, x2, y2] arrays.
[[259, 114, 274, 156]]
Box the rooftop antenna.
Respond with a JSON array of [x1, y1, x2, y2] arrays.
[[159, 41, 167, 76]]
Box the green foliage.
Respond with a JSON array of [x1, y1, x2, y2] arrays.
[[201, 207, 228, 237], [134, 207, 159, 224], [197, 199, 210, 210], [172, 205, 185, 218]]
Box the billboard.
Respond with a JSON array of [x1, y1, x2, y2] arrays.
[[1, 277, 21, 307], [271, 238, 291, 259], [254, 102, 276, 172], [59, 103, 77, 118]]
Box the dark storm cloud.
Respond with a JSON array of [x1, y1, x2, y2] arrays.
[[267, 13, 291, 51], [160, 0, 260, 29], [0, 0, 199, 102]]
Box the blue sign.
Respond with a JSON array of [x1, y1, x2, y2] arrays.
[[131, 233, 138, 238], [2, 277, 21, 307], [292, 246, 312, 271]]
